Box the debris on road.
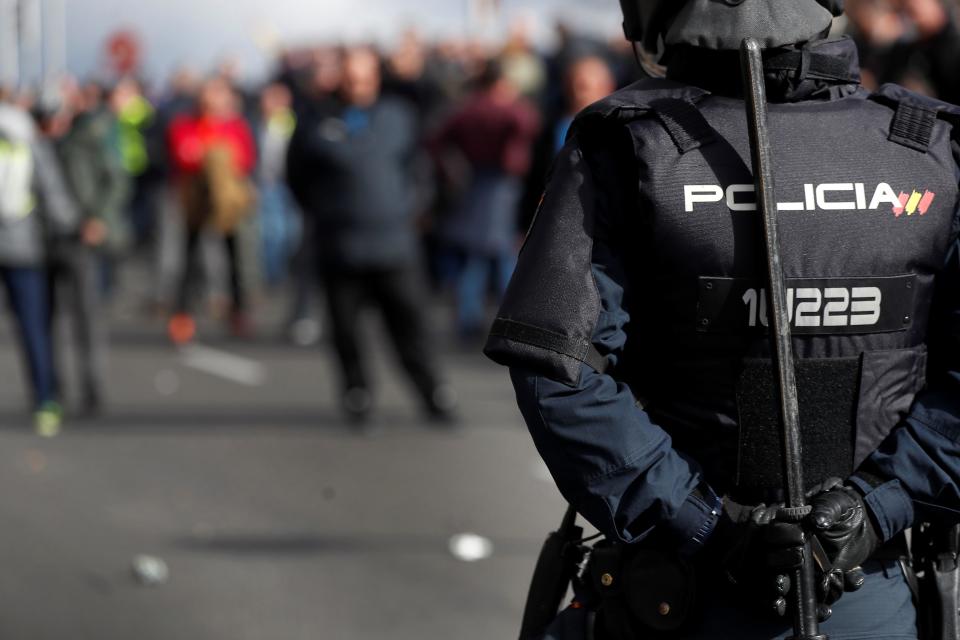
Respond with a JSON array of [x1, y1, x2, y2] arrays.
[[131, 555, 169, 586], [448, 533, 493, 562]]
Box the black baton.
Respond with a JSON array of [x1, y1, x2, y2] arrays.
[[739, 38, 826, 640]]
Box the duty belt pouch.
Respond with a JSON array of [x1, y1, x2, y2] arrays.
[[913, 523, 960, 640], [590, 543, 696, 639]]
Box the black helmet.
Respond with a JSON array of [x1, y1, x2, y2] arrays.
[[620, 0, 845, 52]]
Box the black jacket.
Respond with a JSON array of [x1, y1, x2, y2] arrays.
[[286, 96, 419, 270]]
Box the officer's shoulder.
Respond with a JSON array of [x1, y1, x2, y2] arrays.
[[870, 83, 960, 122], [573, 77, 709, 127]]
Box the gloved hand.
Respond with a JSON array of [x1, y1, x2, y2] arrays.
[[807, 479, 879, 610], [718, 500, 808, 619]]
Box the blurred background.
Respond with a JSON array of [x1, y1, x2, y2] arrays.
[[0, 0, 957, 638]]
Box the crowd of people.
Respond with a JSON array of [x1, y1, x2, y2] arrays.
[[0, 3, 957, 432]]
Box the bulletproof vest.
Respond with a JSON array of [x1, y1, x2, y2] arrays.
[[489, 77, 960, 502]]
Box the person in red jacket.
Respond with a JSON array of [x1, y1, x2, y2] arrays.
[[166, 76, 257, 343], [428, 61, 540, 340]]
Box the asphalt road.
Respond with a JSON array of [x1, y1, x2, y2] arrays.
[[0, 286, 567, 639]]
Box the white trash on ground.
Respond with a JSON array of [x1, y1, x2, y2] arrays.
[[448, 533, 494, 562], [131, 555, 170, 586]]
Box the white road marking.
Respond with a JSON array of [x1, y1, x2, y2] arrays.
[[448, 533, 494, 562], [179, 344, 266, 387]]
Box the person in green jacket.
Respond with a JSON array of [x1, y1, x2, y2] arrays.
[[52, 82, 133, 414]]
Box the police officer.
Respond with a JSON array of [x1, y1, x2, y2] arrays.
[[484, 1, 960, 638]]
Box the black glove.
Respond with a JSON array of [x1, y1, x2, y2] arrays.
[[718, 501, 808, 619], [807, 480, 879, 609]]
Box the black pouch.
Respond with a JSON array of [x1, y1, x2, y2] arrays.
[[590, 543, 697, 638]]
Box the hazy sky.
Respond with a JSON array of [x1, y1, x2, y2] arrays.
[[53, 0, 620, 83]]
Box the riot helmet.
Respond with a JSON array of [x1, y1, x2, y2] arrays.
[[619, 0, 845, 52]]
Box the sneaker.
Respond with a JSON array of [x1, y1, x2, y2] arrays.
[[34, 401, 63, 438], [168, 313, 196, 345]]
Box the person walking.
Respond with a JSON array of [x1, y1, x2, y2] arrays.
[[166, 76, 257, 343], [55, 81, 134, 414], [0, 101, 78, 434]]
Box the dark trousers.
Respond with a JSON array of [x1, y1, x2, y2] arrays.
[[176, 229, 245, 315], [48, 245, 107, 402], [1, 266, 57, 407], [321, 265, 440, 404]]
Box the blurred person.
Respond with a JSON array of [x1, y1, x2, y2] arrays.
[[500, 18, 548, 100], [429, 40, 475, 104], [312, 48, 345, 88], [255, 82, 299, 287], [274, 49, 312, 109], [555, 56, 617, 158], [148, 67, 200, 313], [59, 81, 135, 282], [382, 31, 453, 291], [282, 48, 345, 345], [428, 60, 539, 340], [383, 29, 446, 128], [112, 77, 157, 245], [147, 68, 201, 186], [167, 76, 257, 343], [54, 81, 136, 416], [544, 23, 627, 112], [217, 56, 258, 118], [286, 46, 455, 425], [114, 78, 153, 180], [846, 0, 960, 101], [0, 100, 78, 433], [520, 55, 617, 231], [41, 89, 117, 418]]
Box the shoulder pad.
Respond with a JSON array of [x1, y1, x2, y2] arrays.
[[870, 84, 960, 152], [570, 78, 713, 154], [870, 84, 960, 121], [572, 78, 710, 126]]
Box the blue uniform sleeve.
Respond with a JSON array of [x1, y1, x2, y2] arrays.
[[509, 266, 720, 547], [854, 233, 960, 540], [502, 132, 720, 548]]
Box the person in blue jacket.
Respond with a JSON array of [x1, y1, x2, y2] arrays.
[[484, 1, 960, 638]]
